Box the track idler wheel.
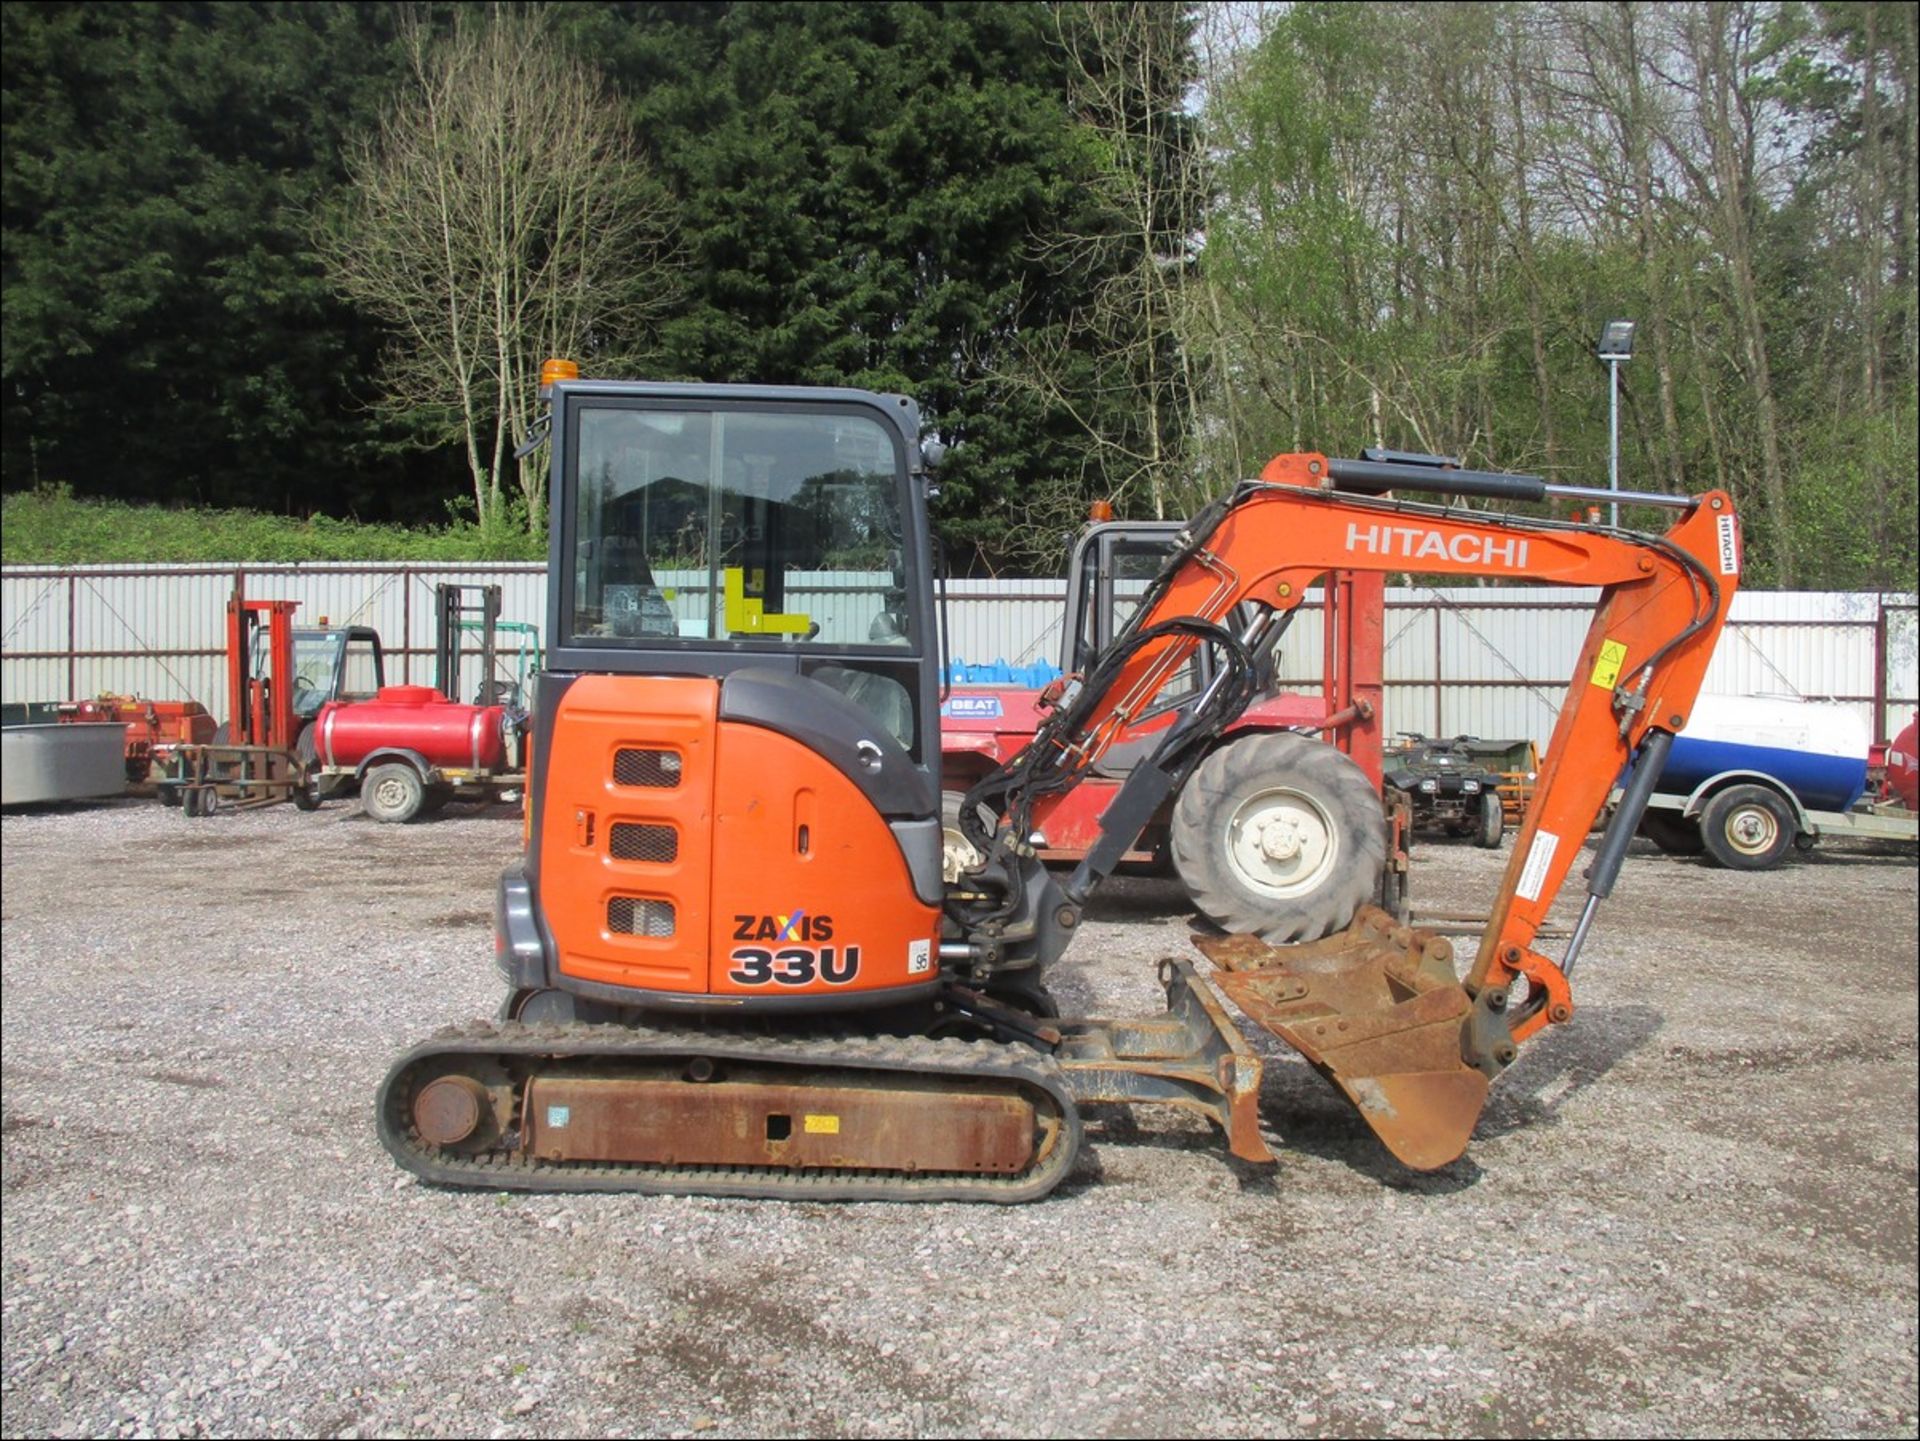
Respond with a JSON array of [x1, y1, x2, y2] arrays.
[[412, 1075, 493, 1148], [402, 1062, 513, 1153]]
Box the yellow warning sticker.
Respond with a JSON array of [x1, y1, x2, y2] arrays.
[[803, 1114, 840, 1135], [1591, 638, 1628, 689]]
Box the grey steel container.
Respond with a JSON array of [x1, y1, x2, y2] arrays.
[[1, 722, 129, 806]]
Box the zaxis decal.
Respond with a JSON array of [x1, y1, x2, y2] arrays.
[[732, 911, 834, 942]]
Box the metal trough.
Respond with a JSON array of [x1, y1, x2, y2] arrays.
[[1, 722, 129, 807]]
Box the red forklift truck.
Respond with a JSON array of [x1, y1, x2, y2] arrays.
[[163, 592, 307, 815]]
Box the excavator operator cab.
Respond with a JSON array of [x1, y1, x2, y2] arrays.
[[551, 386, 933, 752], [500, 379, 950, 1020]]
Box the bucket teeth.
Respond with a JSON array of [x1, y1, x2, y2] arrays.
[[1197, 907, 1490, 1170]]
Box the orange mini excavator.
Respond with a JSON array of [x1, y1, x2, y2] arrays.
[[379, 375, 1740, 1201]]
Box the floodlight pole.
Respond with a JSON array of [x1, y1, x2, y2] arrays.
[[1607, 355, 1621, 528], [1597, 318, 1634, 529]]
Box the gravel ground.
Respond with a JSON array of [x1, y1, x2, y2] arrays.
[[2, 797, 1915, 1440]]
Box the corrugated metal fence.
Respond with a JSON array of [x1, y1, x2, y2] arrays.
[[0, 563, 548, 724], [4, 563, 1914, 746], [947, 579, 1918, 745]]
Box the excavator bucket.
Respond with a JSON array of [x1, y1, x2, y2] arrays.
[[1195, 908, 1490, 1170]]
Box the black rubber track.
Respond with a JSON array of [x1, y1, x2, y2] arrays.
[[377, 1020, 1083, 1204]]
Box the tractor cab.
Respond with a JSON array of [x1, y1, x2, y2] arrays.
[[249, 625, 385, 719]]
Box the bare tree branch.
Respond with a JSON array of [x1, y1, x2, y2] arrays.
[[315, 5, 678, 533]]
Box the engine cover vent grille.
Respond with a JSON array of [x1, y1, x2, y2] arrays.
[[609, 822, 677, 863], [613, 748, 681, 788], [607, 896, 675, 937]]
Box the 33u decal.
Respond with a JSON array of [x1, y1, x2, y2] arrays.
[[728, 946, 861, 987]]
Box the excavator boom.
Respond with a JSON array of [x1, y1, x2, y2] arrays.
[[971, 452, 1740, 1167]]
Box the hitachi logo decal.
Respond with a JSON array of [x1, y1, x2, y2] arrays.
[[1345, 522, 1530, 569]]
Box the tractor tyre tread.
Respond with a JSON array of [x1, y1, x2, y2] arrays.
[[1473, 790, 1505, 849], [1169, 731, 1385, 944], [291, 725, 322, 811]]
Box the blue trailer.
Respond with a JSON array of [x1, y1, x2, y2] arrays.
[[1633, 694, 1918, 869]]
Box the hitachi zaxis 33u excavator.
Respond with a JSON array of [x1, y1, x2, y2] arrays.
[[378, 374, 1741, 1201]]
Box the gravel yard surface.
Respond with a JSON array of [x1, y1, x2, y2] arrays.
[[2, 797, 1915, 1440]]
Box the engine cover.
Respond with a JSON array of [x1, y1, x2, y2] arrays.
[[531, 672, 941, 1007]]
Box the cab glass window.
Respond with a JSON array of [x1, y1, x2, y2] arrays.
[[340, 639, 382, 701], [569, 407, 910, 649], [1109, 541, 1197, 703]]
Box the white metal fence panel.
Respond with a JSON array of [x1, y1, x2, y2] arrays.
[[1385, 591, 1601, 741], [2, 564, 549, 723], [1, 572, 71, 713], [1889, 603, 1920, 724], [1702, 591, 1888, 706], [5, 563, 1913, 750]]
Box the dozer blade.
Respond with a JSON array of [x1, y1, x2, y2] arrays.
[[1195, 907, 1491, 1171]]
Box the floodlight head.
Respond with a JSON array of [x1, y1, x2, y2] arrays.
[[1597, 319, 1636, 360]]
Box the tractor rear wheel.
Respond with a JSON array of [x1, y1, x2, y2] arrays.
[[1170, 731, 1385, 944], [363, 762, 426, 824], [941, 789, 994, 883], [290, 725, 322, 811]]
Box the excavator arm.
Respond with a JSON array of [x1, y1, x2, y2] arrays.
[[959, 452, 1740, 1167]]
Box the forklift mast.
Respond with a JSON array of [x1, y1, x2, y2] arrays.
[[434, 584, 502, 704], [226, 592, 299, 751]]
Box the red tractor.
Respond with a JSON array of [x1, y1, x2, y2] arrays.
[[941, 518, 1394, 943]]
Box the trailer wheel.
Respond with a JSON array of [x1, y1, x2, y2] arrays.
[[1473, 791, 1505, 849], [1699, 784, 1795, 870], [363, 762, 426, 824], [1170, 731, 1385, 943]]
